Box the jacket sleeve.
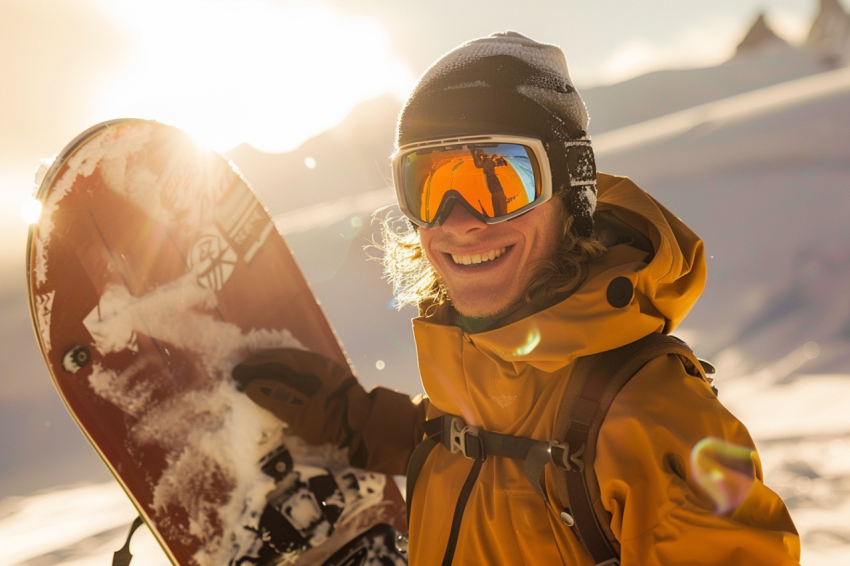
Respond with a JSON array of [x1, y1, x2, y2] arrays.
[[232, 348, 429, 475], [595, 354, 801, 565]]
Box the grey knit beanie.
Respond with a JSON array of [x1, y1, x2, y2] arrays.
[[396, 31, 597, 237]]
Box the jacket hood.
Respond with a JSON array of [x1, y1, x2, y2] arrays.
[[412, 173, 706, 377]]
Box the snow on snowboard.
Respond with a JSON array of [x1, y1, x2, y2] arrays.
[[26, 119, 408, 566]]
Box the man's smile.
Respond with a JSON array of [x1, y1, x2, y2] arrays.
[[450, 246, 509, 266]]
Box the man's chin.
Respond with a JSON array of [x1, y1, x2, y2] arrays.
[[449, 293, 525, 321]]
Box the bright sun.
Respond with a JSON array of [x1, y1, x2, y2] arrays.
[[99, 0, 413, 153], [20, 196, 42, 224]]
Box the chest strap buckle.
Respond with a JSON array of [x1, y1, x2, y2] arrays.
[[549, 441, 585, 473], [449, 416, 486, 461]]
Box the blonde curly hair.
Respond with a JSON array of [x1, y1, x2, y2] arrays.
[[379, 191, 609, 312]]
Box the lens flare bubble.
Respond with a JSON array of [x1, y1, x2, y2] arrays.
[[690, 437, 756, 515], [514, 326, 541, 356], [803, 341, 819, 359], [794, 476, 812, 494]]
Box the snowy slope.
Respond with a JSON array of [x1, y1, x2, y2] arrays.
[[721, 372, 850, 565], [0, 483, 167, 566]]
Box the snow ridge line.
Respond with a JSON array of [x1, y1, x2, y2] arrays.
[[593, 65, 850, 156]]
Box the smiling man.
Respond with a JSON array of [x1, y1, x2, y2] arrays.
[[237, 31, 801, 566], [378, 31, 801, 565]]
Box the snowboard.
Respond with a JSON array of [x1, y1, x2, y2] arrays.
[[26, 119, 408, 566]]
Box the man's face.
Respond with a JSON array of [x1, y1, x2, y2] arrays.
[[418, 198, 563, 318]]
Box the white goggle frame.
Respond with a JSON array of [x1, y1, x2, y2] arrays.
[[391, 134, 553, 229]]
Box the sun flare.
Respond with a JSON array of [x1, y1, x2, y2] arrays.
[[21, 196, 42, 225], [99, 0, 413, 153]]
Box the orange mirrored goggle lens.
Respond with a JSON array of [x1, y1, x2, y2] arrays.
[[399, 143, 543, 224]]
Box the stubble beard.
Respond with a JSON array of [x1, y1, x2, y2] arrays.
[[440, 276, 529, 320]]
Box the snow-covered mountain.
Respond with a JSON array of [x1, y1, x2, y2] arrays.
[[582, 45, 831, 135], [582, 1, 850, 136]]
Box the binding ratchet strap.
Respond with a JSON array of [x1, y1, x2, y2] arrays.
[[112, 516, 144, 566]]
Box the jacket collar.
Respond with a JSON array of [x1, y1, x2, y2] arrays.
[[412, 173, 706, 373]]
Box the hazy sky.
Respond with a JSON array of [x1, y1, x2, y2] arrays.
[[0, 0, 832, 272]]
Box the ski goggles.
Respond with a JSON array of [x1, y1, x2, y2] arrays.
[[392, 135, 552, 229]]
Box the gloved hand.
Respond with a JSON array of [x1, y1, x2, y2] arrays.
[[233, 348, 427, 475]]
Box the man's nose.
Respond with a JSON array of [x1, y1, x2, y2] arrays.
[[439, 202, 487, 236]]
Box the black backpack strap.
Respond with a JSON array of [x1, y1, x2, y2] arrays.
[[552, 333, 708, 566]]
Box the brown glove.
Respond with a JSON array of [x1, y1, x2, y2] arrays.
[[232, 348, 428, 475]]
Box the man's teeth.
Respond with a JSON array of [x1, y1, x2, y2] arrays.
[[451, 247, 507, 266]]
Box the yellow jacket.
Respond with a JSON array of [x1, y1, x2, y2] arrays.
[[407, 173, 800, 565], [235, 173, 801, 565]]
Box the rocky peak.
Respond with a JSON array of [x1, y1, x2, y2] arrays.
[[806, 0, 850, 63], [736, 12, 789, 56]]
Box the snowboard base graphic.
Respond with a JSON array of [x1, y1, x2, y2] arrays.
[[26, 119, 407, 566]]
